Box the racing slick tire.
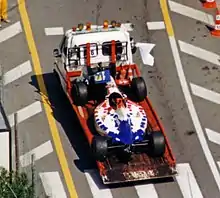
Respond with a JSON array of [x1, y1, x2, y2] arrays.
[[91, 136, 108, 162], [131, 77, 147, 102], [71, 81, 88, 106], [149, 131, 165, 157]]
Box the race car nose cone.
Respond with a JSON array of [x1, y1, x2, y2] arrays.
[[118, 120, 133, 145]]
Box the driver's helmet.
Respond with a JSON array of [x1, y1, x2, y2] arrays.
[[109, 92, 126, 110]]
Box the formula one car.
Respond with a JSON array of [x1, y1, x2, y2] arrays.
[[53, 20, 177, 184], [92, 74, 167, 160]]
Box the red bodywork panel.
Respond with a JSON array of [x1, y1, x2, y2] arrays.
[[63, 42, 177, 184]]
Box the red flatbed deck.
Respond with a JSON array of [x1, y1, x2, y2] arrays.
[[67, 81, 177, 184], [95, 97, 177, 184]]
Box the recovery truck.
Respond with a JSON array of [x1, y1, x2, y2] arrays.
[[52, 20, 177, 184]]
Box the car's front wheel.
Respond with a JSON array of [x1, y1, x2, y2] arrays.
[[91, 136, 108, 162], [71, 81, 88, 106]]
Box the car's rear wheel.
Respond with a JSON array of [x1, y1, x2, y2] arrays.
[[71, 81, 88, 106], [149, 131, 165, 157], [91, 136, 108, 162], [131, 77, 147, 102]]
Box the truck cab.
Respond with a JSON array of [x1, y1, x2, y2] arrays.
[[54, 22, 135, 73], [53, 20, 137, 99]]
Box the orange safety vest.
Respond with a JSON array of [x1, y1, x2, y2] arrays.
[[0, 0, 8, 20]]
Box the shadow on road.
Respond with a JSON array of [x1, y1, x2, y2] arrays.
[[29, 72, 96, 173]]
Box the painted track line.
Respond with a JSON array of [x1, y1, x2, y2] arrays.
[[190, 83, 220, 104], [39, 171, 67, 198], [168, 0, 214, 26], [205, 128, 220, 145], [134, 184, 158, 198], [44, 27, 64, 36], [146, 21, 165, 30], [176, 163, 203, 198], [19, 140, 53, 167], [0, 132, 9, 170], [8, 101, 42, 127], [160, 0, 220, 193], [3, 60, 32, 85], [17, 0, 78, 197], [0, 21, 23, 43], [218, 161, 220, 169], [178, 40, 220, 66], [84, 170, 113, 198]]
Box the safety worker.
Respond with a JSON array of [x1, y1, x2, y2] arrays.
[[0, 0, 10, 28]]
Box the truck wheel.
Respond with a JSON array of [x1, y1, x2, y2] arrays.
[[91, 136, 108, 162], [149, 131, 165, 157], [131, 77, 147, 102], [71, 81, 88, 106]]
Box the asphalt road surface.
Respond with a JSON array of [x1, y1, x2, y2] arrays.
[[1, 0, 220, 197]]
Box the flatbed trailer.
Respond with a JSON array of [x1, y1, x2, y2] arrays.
[[65, 64, 177, 184]]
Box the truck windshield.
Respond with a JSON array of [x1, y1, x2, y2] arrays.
[[102, 40, 123, 56]]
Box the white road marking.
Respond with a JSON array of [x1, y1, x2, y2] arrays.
[[134, 184, 158, 198], [3, 61, 32, 85], [39, 171, 67, 198], [179, 40, 220, 66], [206, 128, 220, 145], [176, 163, 203, 198], [8, 101, 42, 127], [168, 35, 220, 191], [84, 169, 113, 198], [0, 21, 23, 43], [19, 140, 53, 167], [168, 0, 215, 26], [0, 132, 9, 170], [217, 161, 220, 169], [44, 27, 64, 36], [190, 83, 220, 104], [146, 21, 165, 30]]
